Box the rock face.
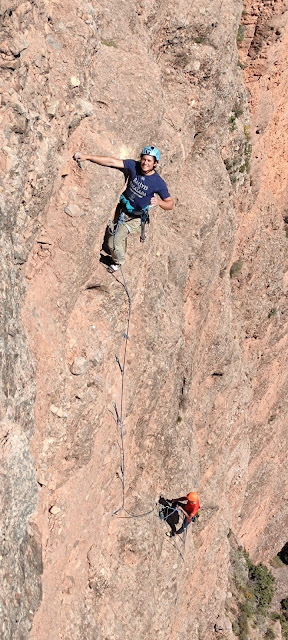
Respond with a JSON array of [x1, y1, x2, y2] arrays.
[[1, 0, 288, 639]]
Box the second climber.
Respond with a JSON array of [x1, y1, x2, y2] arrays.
[[166, 491, 200, 538]]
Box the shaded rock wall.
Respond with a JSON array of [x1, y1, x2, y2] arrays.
[[0, 3, 43, 632], [0, 0, 287, 639]]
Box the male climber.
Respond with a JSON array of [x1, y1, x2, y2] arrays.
[[74, 145, 174, 270], [166, 491, 200, 538]]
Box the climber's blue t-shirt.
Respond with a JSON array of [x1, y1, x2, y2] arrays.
[[122, 159, 170, 212]]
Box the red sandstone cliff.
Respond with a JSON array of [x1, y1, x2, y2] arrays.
[[0, 0, 287, 639]]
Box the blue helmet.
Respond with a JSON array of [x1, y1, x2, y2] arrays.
[[141, 145, 160, 162]]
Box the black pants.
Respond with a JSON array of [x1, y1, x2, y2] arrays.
[[174, 517, 191, 535], [169, 518, 191, 536]]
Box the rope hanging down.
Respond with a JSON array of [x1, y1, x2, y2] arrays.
[[110, 219, 153, 519], [74, 158, 177, 532]]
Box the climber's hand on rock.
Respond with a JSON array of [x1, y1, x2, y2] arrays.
[[74, 152, 86, 162], [150, 195, 160, 207]]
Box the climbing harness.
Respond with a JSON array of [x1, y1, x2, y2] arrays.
[[158, 502, 179, 522], [119, 194, 150, 243], [119, 194, 136, 214]]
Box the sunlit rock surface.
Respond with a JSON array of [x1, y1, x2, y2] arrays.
[[1, 0, 287, 638]]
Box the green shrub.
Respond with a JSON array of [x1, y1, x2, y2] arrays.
[[101, 39, 117, 47], [224, 158, 233, 171], [238, 608, 249, 640], [241, 600, 254, 619], [230, 260, 243, 278], [271, 613, 288, 639], [281, 599, 288, 612], [244, 125, 250, 140], [232, 620, 240, 635], [281, 599, 288, 622], [233, 103, 244, 119], [230, 546, 276, 640], [230, 115, 236, 130], [229, 104, 243, 130], [243, 141, 252, 173], [248, 563, 275, 610], [238, 600, 255, 640], [237, 24, 246, 43]]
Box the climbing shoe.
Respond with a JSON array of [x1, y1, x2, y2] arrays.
[[110, 264, 119, 272], [166, 531, 174, 538]]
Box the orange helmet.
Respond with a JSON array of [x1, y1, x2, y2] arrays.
[[187, 491, 198, 502]]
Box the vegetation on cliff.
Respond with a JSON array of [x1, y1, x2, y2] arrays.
[[228, 540, 277, 640]]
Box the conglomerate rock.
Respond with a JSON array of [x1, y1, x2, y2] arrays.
[[0, 0, 287, 638]]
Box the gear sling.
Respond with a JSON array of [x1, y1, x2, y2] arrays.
[[119, 194, 150, 243]]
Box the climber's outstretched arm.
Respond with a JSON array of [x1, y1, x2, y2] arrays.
[[74, 152, 124, 169]]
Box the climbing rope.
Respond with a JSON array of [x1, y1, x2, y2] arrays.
[[74, 156, 185, 543], [166, 533, 185, 561], [109, 217, 154, 519]]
